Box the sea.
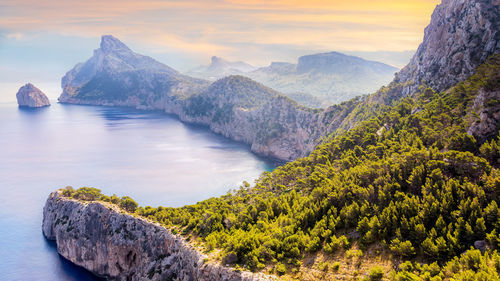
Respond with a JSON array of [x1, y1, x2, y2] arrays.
[[0, 83, 276, 280]]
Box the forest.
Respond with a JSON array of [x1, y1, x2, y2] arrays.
[[63, 54, 500, 280]]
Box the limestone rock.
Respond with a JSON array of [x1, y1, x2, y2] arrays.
[[16, 83, 50, 107], [42, 191, 278, 281], [467, 88, 500, 140], [397, 0, 500, 94], [474, 240, 488, 252]]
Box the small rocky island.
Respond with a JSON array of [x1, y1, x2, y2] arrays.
[[16, 83, 50, 108]]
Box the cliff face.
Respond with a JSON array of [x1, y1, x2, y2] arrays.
[[16, 83, 50, 108], [397, 0, 500, 94], [43, 191, 277, 281], [164, 76, 322, 160]]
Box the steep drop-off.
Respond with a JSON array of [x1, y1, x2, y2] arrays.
[[43, 190, 276, 281]]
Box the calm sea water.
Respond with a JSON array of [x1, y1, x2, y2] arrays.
[[0, 100, 275, 280]]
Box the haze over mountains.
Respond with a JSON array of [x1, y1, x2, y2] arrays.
[[188, 52, 399, 107]]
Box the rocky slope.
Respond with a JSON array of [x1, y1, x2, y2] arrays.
[[16, 83, 50, 107], [164, 75, 325, 160], [43, 190, 277, 281], [396, 0, 500, 95]]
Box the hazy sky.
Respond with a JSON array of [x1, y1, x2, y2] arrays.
[[0, 0, 440, 86]]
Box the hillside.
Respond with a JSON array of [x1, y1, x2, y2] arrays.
[[60, 53, 500, 280]]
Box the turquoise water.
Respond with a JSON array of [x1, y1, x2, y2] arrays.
[[0, 101, 275, 280]]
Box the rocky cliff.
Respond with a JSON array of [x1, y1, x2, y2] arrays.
[[16, 83, 50, 107], [164, 76, 324, 160], [396, 0, 500, 95], [43, 190, 277, 281]]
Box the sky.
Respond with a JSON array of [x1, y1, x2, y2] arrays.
[[0, 0, 440, 94]]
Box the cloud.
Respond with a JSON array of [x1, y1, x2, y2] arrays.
[[6, 32, 23, 39], [0, 0, 440, 67]]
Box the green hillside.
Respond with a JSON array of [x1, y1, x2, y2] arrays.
[[63, 55, 500, 280]]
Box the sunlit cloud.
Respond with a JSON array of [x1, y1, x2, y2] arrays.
[[6, 32, 23, 39], [0, 0, 440, 67]]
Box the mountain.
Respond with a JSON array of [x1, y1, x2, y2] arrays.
[[165, 75, 321, 160], [59, 35, 209, 109], [187, 52, 398, 106], [187, 56, 257, 80], [248, 52, 398, 105], [58, 38, 322, 160]]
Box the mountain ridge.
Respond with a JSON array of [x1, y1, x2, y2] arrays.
[[188, 52, 398, 106]]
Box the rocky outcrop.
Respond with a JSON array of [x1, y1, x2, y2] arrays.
[[16, 83, 50, 107], [43, 190, 277, 281], [397, 0, 500, 94], [467, 88, 500, 140]]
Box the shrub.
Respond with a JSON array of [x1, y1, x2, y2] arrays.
[[72, 187, 102, 201], [366, 266, 383, 281], [119, 196, 138, 213], [275, 262, 286, 276]]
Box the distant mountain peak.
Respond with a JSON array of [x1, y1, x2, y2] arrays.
[[100, 35, 131, 53], [210, 56, 225, 64], [61, 35, 179, 90], [296, 51, 397, 75]]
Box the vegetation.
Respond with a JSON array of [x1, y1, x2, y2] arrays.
[[62, 55, 500, 280]]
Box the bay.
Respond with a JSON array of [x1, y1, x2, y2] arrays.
[[0, 100, 275, 280]]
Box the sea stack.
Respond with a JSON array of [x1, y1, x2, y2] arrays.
[[16, 83, 50, 108]]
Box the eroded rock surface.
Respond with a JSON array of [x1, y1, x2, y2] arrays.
[[397, 0, 500, 94], [16, 83, 50, 107], [43, 191, 277, 281]]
